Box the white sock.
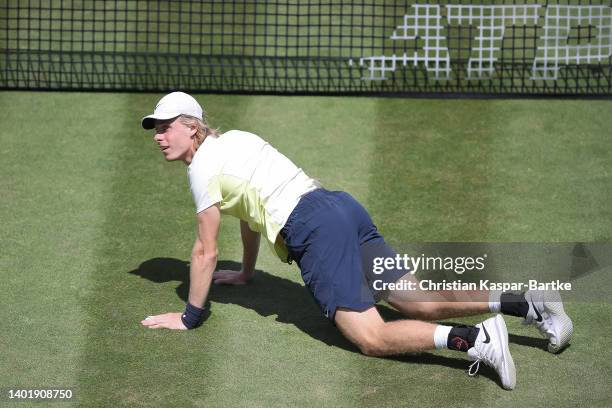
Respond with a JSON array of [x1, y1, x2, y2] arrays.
[[433, 325, 453, 350], [489, 290, 502, 313]]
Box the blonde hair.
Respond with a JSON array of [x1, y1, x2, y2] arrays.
[[177, 114, 220, 148]]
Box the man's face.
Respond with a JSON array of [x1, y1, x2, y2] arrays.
[[153, 118, 195, 162]]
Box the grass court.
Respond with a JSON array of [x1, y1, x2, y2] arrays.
[[1, 92, 611, 406]]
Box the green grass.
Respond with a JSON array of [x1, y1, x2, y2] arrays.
[[1, 92, 611, 407]]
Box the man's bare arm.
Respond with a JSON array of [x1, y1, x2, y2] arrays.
[[212, 220, 260, 285], [187, 204, 221, 307], [239, 220, 260, 279], [141, 204, 221, 329]]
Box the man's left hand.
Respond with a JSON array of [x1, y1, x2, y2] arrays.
[[140, 312, 188, 330]]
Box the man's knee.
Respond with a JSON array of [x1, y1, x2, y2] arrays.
[[356, 332, 387, 357], [335, 307, 388, 357]]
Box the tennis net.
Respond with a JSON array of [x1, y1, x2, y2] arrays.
[[1, 1, 611, 96]]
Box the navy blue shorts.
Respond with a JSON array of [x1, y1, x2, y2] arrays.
[[280, 189, 407, 321]]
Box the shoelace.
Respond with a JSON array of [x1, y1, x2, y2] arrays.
[[467, 347, 497, 377], [468, 359, 481, 377]]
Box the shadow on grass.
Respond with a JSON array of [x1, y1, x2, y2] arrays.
[[507, 332, 572, 355], [129, 257, 352, 350], [129, 257, 521, 384]]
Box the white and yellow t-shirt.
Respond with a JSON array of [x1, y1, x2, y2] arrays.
[[188, 130, 321, 262]]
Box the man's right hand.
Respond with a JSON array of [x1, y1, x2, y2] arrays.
[[213, 269, 252, 285]]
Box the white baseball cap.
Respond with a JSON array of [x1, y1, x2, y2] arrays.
[[141, 91, 204, 129]]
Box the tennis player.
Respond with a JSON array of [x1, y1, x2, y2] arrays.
[[139, 92, 573, 390]]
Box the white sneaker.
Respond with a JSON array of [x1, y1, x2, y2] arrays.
[[467, 315, 516, 390], [524, 290, 573, 353]]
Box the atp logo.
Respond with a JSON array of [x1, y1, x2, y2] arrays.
[[354, 4, 612, 81]]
